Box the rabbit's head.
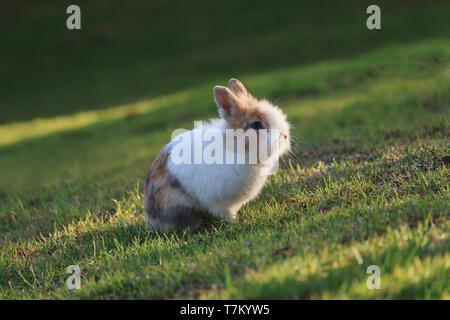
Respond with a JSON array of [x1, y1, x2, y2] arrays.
[[213, 78, 291, 163]]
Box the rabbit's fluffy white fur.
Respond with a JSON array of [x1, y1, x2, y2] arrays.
[[144, 78, 291, 233]]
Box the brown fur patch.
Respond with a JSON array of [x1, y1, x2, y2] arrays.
[[146, 148, 170, 183], [223, 96, 261, 130], [144, 146, 207, 233], [246, 107, 269, 129]]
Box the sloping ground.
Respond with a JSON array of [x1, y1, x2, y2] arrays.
[[0, 39, 448, 299]]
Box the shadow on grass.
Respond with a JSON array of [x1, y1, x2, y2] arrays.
[[1, 1, 449, 123]]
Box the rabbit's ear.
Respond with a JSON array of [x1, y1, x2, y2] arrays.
[[227, 78, 247, 97], [214, 86, 242, 113]]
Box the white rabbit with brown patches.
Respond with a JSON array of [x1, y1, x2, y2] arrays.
[[144, 78, 291, 233]]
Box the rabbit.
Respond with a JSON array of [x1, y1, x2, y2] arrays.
[[144, 78, 291, 233]]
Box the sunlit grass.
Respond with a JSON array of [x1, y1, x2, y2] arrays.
[[0, 91, 191, 148], [0, 19, 449, 300]]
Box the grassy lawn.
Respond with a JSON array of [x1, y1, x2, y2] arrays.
[[0, 1, 449, 299]]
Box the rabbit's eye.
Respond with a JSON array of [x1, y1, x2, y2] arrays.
[[250, 121, 262, 130]]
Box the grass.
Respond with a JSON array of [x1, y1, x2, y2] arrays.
[[0, 0, 449, 299]]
